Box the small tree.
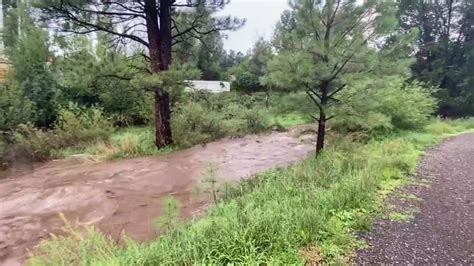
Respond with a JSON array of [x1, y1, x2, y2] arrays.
[[39, 0, 243, 147], [231, 38, 273, 96], [264, 0, 402, 154], [4, 3, 59, 127]]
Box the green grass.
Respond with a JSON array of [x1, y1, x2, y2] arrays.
[[29, 119, 474, 265], [59, 127, 176, 161], [272, 113, 312, 129]]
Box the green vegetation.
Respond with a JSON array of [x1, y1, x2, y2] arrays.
[[28, 119, 474, 265], [7, 104, 113, 161], [1, 0, 473, 264], [58, 127, 173, 161], [397, 1, 474, 117], [0, 91, 309, 164]]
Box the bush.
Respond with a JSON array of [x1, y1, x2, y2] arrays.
[[378, 81, 438, 130], [100, 88, 154, 126], [0, 80, 34, 131], [13, 124, 58, 161], [11, 104, 114, 161], [231, 71, 262, 92], [242, 108, 272, 133], [55, 103, 114, 146], [332, 77, 437, 134], [269, 91, 313, 116], [171, 93, 274, 147], [171, 102, 229, 147], [93, 127, 174, 160]]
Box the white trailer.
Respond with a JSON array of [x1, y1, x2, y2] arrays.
[[185, 80, 231, 93]]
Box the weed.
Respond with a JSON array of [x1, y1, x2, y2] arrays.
[[202, 163, 220, 205], [155, 197, 181, 234]]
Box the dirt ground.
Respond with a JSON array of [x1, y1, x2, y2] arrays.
[[356, 133, 474, 264], [0, 126, 316, 265]]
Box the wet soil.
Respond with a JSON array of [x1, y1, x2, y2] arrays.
[[356, 133, 474, 264], [0, 126, 316, 265]]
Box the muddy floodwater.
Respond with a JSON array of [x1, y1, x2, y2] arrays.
[[0, 126, 316, 265]]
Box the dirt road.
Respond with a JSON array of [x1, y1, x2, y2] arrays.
[[0, 127, 316, 265], [356, 133, 474, 264]]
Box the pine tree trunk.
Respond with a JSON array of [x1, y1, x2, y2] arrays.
[[145, 0, 173, 148], [316, 113, 326, 155], [154, 90, 172, 147]]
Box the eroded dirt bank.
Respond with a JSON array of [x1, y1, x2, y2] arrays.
[[0, 126, 316, 265]]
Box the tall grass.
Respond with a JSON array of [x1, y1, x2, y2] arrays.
[[29, 119, 474, 265], [60, 127, 175, 160]]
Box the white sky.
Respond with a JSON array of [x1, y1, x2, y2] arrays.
[[218, 0, 289, 53]]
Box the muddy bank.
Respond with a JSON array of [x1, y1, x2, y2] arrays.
[[0, 126, 316, 265]]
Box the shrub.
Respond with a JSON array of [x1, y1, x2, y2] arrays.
[[242, 108, 272, 133], [269, 91, 313, 116], [0, 80, 34, 131], [11, 104, 114, 161], [55, 103, 114, 146], [13, 123, 58, 161], [378, 81, 438, 130], [171, 93, 275, 147], [331, 77, 438, 134], [100, 89, 154, 126], [171, 102, 228, 147], [231, 71, 262, 93]]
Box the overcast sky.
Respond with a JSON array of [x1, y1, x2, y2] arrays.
[[218, 0, 289, 53]]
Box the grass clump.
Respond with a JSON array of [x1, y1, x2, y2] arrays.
[[29, 119, 473, 265], [425, 117, 474, 135]]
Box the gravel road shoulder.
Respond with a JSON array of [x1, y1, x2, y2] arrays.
[[356, 133, 474, 264]]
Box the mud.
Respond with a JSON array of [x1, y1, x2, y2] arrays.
[[0, 126, 316, 265]]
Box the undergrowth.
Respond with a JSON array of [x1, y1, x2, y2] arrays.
[[28, 119, 474, 265], [57, 92, 309, 160]]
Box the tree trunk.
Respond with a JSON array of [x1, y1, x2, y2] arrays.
[[154, 90, 172, 147], [145, 0, 173, 148], [316, 81, 329, 155], [316, 113, 326, 155]]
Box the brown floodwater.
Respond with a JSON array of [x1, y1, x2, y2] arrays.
[[0, 125, 316, 265]]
